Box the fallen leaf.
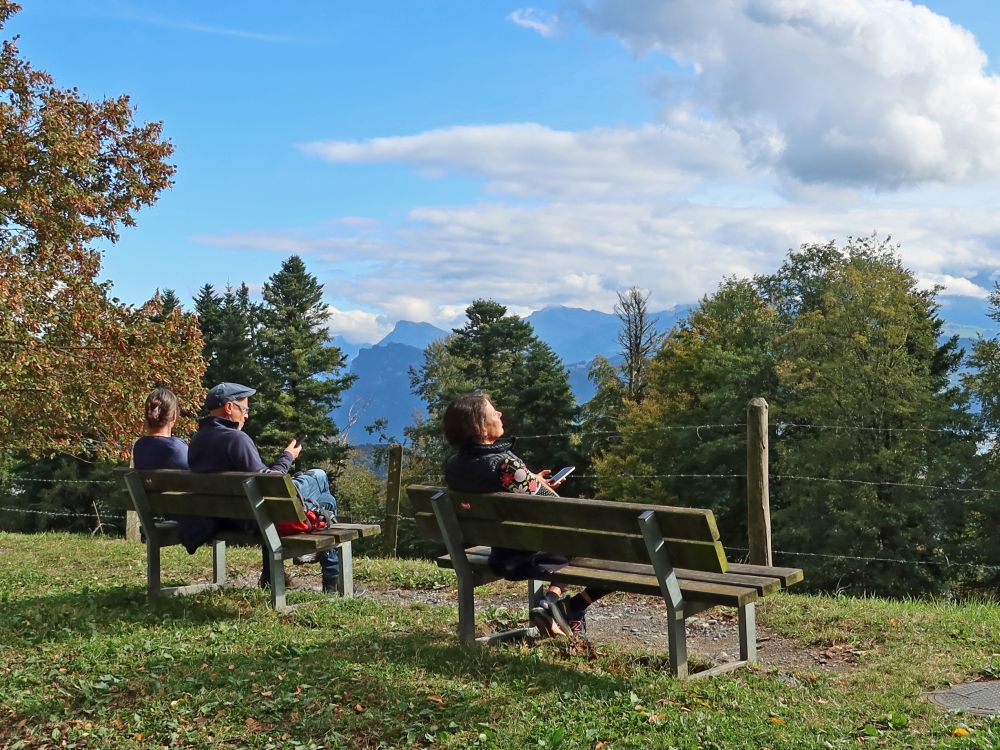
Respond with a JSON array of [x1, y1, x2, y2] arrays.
[[427, 695, 445, 706], [770, 716, 786, 725], [951, 727, 971, 737], [353, 703, 365, 713]]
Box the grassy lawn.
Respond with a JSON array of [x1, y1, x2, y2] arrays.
[[0, 532, 998, 749]]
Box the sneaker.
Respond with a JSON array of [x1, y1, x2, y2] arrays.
[[292, 552, 319, 565], [551, 596, 587, 637], [529, 592, 567, 637]]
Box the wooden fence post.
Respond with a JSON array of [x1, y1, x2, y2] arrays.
[[125, 510, 141, 542], [382, 444, 402, 557], [746, 397, 772, 566]]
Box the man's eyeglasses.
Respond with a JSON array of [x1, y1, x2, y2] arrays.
[[229, 401, 249, 417]]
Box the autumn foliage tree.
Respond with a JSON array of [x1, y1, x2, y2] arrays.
[[0, 1, 203, 460]]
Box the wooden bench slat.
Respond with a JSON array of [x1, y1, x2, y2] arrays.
[[142, 493, 306, 522], [569, 557, 781, 596], [409, 486, 721, 542], [727, 563, 804, 588], [444, 549, 777, 597], [444, 517, 728, 572], [410, 487, 721, 542], [437, 550, 757, 607], [118, 467, 298, 497]]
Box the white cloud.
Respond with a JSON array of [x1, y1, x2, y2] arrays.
[[915, 274, 991, 299], [220, 196, 1000, 338], [325, 306, 392, 345], [508, 8, 560, 37], [578, 0, 1000, 188], [300, 122, 748, 198]]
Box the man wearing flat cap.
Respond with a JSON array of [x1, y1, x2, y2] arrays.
[[187, 382, 342, 593]]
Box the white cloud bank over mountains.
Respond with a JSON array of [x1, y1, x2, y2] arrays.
[[202, 0, 1000, 342]]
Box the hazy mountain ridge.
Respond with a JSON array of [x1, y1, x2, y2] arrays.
[[332, 305, 687, 442]]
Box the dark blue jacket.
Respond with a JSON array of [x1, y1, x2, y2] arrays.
[[180, 416, 293, 552], [188, 416, 293, 474]]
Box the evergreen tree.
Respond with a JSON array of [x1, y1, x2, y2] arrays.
[[160, 289, 182, 315], [193, 283, 259, 390], [253, 256, 355, 469], [411, 299, 578, 470], [194, 284, 222, 387], [215, 284, 260, 385]]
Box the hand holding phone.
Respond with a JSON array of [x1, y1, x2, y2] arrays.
[[548, 466, 575, 485]]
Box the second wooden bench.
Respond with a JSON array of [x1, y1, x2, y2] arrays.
[[408, 485, 802, 678]]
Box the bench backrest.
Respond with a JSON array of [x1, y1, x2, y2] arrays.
[[114, 468, 306, 523], [407, 485, 728, 573]]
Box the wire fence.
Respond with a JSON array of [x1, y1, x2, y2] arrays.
[[4, 416, 1000, 576]]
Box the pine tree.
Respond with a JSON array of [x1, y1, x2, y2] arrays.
[[253, 256, 355, 469], [193, 284, 222, 387], [160, 289, 182, 315], [410, 299, 577, 470], [193, 283, 259, 390]]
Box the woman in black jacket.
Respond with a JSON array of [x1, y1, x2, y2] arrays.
[[442, 391, 607, 636]]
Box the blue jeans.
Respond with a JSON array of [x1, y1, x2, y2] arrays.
[[292, 469, 340, 583]]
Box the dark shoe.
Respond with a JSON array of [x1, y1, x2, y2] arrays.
[[552, 596, 587, 637], [292, 552, 319, 565], [529, 592, 566, 637]]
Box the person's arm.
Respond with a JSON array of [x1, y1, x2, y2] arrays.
[[498, 456, 559, 496]]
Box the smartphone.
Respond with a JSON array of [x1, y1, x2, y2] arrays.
[[294, 434, 306, 447], [548, 466, 575, 484]]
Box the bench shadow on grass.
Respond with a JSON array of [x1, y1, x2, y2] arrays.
[[132, 628, 633, 745], [0, 585, 246, 647]]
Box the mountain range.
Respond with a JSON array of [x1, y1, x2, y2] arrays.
[[331, 305, 690, 442]]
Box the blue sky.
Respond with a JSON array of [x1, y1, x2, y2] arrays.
[[8, 0, 1000, 342]]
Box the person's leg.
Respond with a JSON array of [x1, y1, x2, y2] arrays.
[[319, 548, 341, 592], [293, 469, 337, 511]]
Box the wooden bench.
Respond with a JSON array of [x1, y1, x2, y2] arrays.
[[407, 485, 802, 678], [112, 468, 381, 611]]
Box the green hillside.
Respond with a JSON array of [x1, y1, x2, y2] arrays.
[[1, 533, 997, 749]]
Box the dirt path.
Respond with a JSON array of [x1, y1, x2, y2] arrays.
[[273, 571, 854, 674]]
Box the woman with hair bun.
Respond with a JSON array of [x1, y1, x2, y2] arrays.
[[132, 387, 188, 470]]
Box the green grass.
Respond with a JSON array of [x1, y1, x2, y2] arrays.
[[1, 532, 998, 749]]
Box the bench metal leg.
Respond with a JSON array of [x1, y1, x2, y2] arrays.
[[666, 603, 689, 680], [738, 602, 757, 662], [527, 578, 544, 609], [244, 477, 295, 612], [146, 540, 162, 596], [337, 542, 354, 597], [431, 491, 480, 644], [211, 540, 227, 586], [639, 510, 689, 679], [268, 553, 288, 611], [456, 576, 476, 644]]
